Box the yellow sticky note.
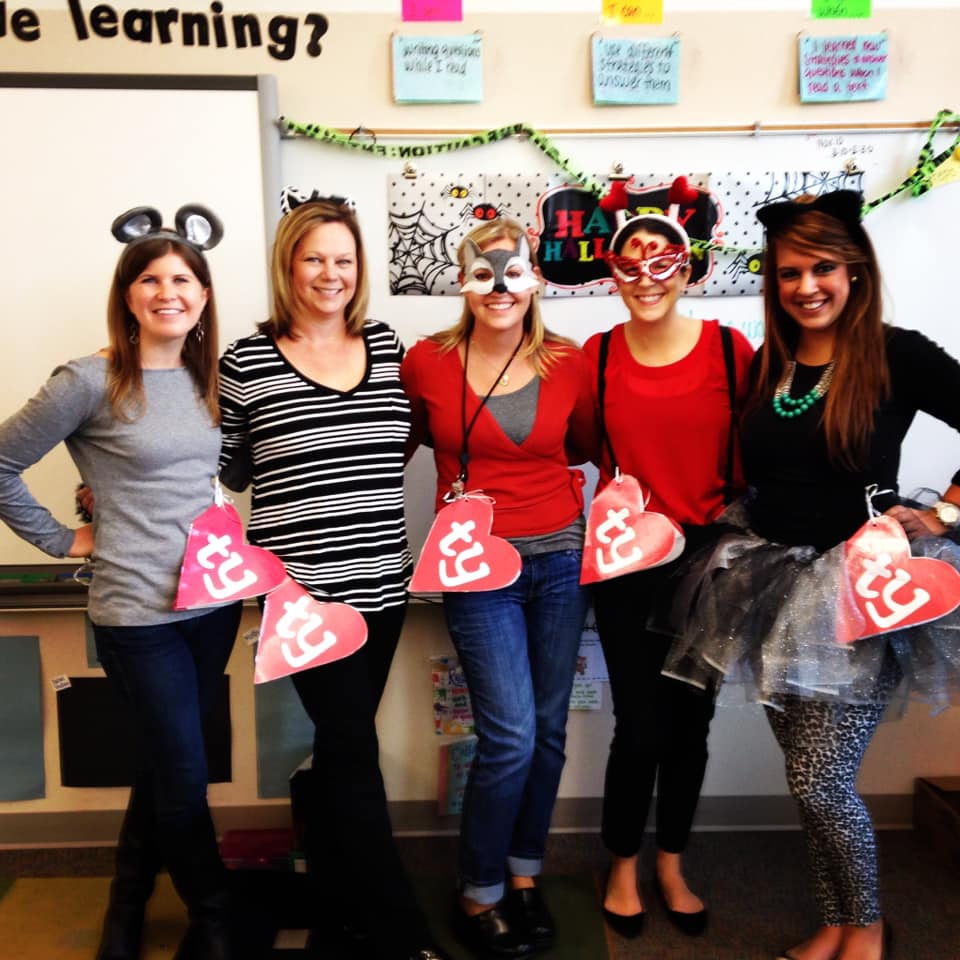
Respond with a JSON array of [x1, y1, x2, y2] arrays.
[[603, 0, 664, 25], [931, 149, 960, 190]]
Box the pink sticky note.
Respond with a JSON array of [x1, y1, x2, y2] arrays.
[[403, 0, 462, 22]]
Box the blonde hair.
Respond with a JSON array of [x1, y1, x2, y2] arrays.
[[430, 218, 575, 376], [105, 237, 220, 423], [259, 199, 369, 339]]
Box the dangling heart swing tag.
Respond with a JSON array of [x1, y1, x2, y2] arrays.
[[410, 494, 522, 593], [580, 473, 685, 585], [174, 479, 288, 610], [835, 513, 960, 643], [254, 577, 369, 683]]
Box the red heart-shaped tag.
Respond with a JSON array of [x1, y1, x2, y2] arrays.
[[668, 175, 699, 207], [254, 578, 368, 683], [174, 502, 288, 610], [835, 515, 960, 643], [580, 474, 685, 585], [410, 496, 522, 593]]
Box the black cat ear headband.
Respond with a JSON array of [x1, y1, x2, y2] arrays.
[[111, 204, 224, 252], [280, 186, 357, 216], [756, 190, 865, 237]]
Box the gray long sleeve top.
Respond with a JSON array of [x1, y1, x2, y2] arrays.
[[0, 355, 221, 626]]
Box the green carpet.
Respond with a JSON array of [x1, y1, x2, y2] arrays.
[[0, 876, 186, 958], [414, 873, 610, 960]]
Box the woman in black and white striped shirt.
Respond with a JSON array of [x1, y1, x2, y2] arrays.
[[219, 194, 447, 960]]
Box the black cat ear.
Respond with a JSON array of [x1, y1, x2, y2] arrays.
[[280, 186, 357, 216], [111, 207, 163, 244], [280, 185, 310, 215], [175, 204, 224, 251]]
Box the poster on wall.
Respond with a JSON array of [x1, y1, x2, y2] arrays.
[[591, 36, 680, 105], [387, 169, 864, 298], [431, 655, 474, 734], [392, 34, 483, 103], [799, 34, 888, 103]]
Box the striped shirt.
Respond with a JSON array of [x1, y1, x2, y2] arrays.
[[218, 321, 412, 612]]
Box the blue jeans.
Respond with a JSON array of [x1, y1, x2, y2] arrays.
[[442, 549, 590, 904], [92, 604, 241, 831]]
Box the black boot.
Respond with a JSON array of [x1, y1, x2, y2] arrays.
[[97, 774, 162, 960], [161, 809, 234, 960]]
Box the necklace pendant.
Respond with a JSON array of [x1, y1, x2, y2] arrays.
[[499, 373, 509, 387]]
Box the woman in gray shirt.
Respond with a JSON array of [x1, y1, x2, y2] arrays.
[[0, 206, 241, 960]]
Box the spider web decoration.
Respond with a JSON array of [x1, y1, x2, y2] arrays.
[[388, 204, 459, 295]]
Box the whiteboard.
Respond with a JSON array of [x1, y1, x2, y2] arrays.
[[280, 126, 960, 554], [1, 75, 276, 564]]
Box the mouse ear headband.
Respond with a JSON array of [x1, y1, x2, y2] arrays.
[[756, 189, 866, 239], [280, 186, 357, 216], [111, 204, 224, 252]]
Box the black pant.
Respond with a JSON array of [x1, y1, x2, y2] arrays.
[[290, 602, 431, 959], [594, 565, 716, 856]]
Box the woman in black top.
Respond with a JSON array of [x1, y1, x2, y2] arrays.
[[665, 191, 960, 960]]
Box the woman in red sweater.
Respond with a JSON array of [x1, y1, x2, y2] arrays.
[[582, 207, 753, 940], [402, 218, 595, 958]]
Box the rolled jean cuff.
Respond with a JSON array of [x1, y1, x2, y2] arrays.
[[460, 879, 505, 905], [507, 856, 542, 879]]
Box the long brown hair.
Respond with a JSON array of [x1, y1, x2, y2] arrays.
[[430, 218, 575, 376], [106, 237, 220, 423], [260, 199, 369, 339], [753, 199, 888, 469]]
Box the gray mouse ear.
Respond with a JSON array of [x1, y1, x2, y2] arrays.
[[461, 238, 483, 269], [175, 205, 223, 251], [111, 207, 163, 244]]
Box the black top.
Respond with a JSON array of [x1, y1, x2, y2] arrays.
[[743, 326, 960, 552]]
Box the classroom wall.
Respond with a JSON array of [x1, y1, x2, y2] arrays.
[[2, 1, 960, 838], [2, 4, 958, 129]]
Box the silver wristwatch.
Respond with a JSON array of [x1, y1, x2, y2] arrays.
[[933, 500, 960, 527]]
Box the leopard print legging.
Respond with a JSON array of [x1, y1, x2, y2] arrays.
[[764, 658, 901, 927]]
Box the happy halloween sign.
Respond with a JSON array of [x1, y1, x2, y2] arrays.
[[0, 1, 328, 60]]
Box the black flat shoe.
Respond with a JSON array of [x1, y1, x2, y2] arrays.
[[507, 886, 555, 950], [407, 948, 454, 960], [452, 901, 535, 958], [601, 905, 646, 939], [653, 874, 708, 937]]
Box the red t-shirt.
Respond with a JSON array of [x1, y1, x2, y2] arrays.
[[401, 339, 597, 538], [582, 319, 754, 526]]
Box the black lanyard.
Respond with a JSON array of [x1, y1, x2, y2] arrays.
[[454, 335, 524, 494]]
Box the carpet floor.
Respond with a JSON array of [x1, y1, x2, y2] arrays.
[[0, 831, 956, 959]]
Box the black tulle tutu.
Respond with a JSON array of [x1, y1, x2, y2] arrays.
[[658, 502, 960, 714]]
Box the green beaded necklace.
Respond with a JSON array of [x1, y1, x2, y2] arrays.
[[772, 360, 836, 419]]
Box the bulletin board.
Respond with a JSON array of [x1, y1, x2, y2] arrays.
[[0, 73, 279, 565], [278, 119, 960, 554]]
